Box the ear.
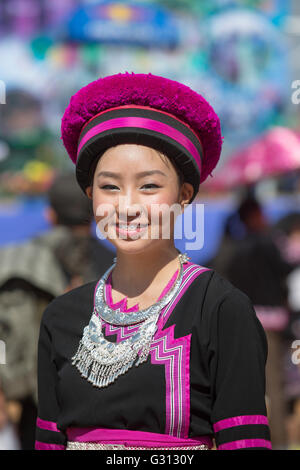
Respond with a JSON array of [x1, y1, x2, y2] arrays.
[[179, 182, 194, 207], [85, 186, 93, 200]]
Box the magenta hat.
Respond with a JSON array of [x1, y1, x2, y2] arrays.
[[61, 72, 223, 202]]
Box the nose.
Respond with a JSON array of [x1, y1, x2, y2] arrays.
[[116, 193, 146, 223]]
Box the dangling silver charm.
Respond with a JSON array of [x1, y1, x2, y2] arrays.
[[71, 311, 160, 388], [71, 253, 189, 388]]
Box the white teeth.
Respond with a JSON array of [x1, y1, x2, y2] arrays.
[[120, 225, 137, 230], [118, 224, 147, 230]]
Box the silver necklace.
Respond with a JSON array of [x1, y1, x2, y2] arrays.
[[71, 252, 190, 388]]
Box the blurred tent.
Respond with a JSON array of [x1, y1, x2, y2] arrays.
[[204, 127, 300, 192], [200, 7, 289, 146], [63, 1, 180, 48], [171, 0, 291, 23], [0, 0, 295, 199], [0, 1, 291, 153]]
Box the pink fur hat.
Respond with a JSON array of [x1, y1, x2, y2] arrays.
[[61, 72, 223, 201]]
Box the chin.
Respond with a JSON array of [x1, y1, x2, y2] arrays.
[[110, 237, 161, 256]]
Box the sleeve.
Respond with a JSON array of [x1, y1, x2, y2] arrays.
[[208, 287, 272, 450], [35, 308, 67, 450]]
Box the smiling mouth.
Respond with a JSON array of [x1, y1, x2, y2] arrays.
[[116, 223, 149, 231]]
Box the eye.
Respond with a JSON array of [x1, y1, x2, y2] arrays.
[[100, 184, 119, 190], [141, 184, 161, 190]]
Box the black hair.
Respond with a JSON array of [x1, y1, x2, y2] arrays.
[[237, 197, 262, 223], [47, 172, 93, 226]]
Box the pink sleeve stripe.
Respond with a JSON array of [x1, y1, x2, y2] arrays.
[[213, 415, 269, 432], [36, 418, 59, 432], [218, 439, 272, 450], [35, 441, 65, 450]]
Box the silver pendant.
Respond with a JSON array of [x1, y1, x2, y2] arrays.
[[94, 252, 189, 326], [71, 252, 190, 388]]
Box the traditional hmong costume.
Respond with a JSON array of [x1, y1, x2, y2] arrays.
[[35, 73, 271, 450], [35, 262, 271, 450]]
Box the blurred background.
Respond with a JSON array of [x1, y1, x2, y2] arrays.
[[0, 0, 299, 450]]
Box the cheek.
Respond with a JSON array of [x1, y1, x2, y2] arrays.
[[148, 184, 180, 206], [92, 191, 116, 224], [146, 194, 181, 228]]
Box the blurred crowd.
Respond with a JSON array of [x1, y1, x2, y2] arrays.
[[207, 192, 300, 449]]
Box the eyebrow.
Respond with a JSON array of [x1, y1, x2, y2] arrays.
[[96, 170, 167, 179]]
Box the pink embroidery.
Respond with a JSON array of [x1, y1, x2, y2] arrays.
[[105, 269, 179, 312], [159, 263, 210, 328], [157, 270, 179, 301], [94, 261, 210, 440], [150, 326, 191, 438], [150, 263, 209, 438], [105, 272, 139, 312], [101, 267, 180, 341], [102, 322, 140, 342]]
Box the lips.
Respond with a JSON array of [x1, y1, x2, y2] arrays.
[[116, 220, 149, 227], [115, 222, 149, 236]]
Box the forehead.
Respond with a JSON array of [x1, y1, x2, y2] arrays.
[[95, 144, 171, 171]]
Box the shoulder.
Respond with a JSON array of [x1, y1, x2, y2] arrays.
[[188, 266, 267, 354], [205, 270, 266, 347], [41, 279, 98, 331], [186, 263, 240, 306], [206, 268, 256, 319], [188, 263, 259, 328]]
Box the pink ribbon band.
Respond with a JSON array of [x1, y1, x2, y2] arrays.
[[78, 105, 203, 143], [77, 117, 202, 172]]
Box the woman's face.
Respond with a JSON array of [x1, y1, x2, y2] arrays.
[[86, 144, 193, 255]]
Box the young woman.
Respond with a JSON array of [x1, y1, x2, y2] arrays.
[[35, 73, 271, 450]]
